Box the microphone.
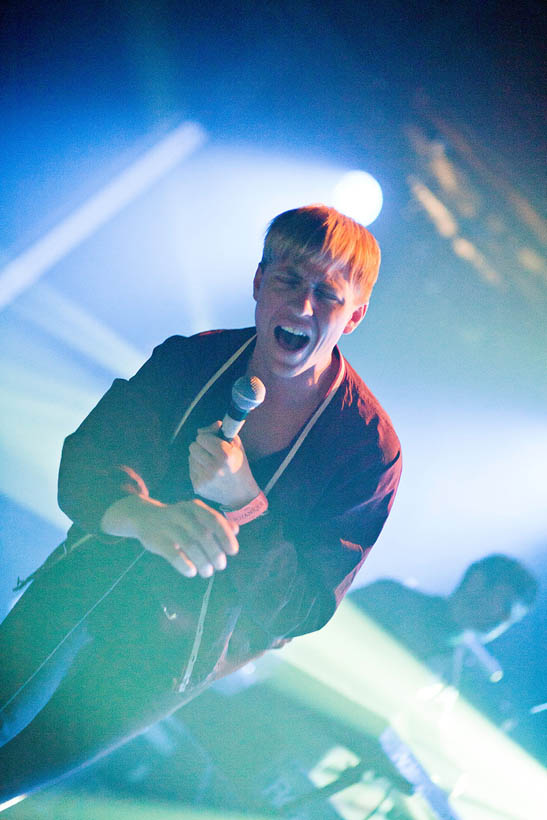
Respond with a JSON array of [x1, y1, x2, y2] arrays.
[[219, 376, 266, 441], [460, 630, 504, 683]]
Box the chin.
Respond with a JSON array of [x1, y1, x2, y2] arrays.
[[268, 350, 312, 378], [270, 362, 307, 380]]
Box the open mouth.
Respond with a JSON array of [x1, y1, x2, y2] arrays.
[[274, 325, 310, 352]]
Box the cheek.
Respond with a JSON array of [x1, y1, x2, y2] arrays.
[[254, 298, 268, 322], [256, 289, 279, 316], [321, 310, 351, 338]]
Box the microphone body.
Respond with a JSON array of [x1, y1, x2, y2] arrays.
[[220, 376, 266, 441], [460, 630, 504, 683]]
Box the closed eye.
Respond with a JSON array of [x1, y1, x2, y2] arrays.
[[316, 287, 342, 303], [277, 274, 300, 287]]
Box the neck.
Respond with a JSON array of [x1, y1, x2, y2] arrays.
[[247, 350, 338, 409]]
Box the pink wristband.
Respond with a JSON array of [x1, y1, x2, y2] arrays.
[[223, 491, 268, 525]]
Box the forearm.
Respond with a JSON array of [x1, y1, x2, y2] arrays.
[[57, 376, 170, 532]]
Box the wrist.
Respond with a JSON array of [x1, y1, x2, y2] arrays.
[[221, 490, 268, 525]]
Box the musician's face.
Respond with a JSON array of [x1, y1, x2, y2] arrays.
[[252, 259, 367, 381], [467, 582, 527, 642]]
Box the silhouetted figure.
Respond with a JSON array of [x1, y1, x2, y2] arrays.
[[350, 554, 537, 680]]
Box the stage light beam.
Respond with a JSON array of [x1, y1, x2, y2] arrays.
[[0, 121, 206, 311]]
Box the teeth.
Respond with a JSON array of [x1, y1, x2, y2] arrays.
[[280, 326, 308, 337]]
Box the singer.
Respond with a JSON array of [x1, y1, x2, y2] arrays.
[[0, 205, 402, 801]]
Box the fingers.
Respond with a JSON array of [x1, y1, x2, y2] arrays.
[[163, 521, 225, 577], [152, 534, 200, 578], [139, 499, 239, 580], [194, 425, 235, 459], [172, 540, 214, 578], [149, 534, 219, 579], [188, 440, 218, 471], [187, 499, 240, 556]]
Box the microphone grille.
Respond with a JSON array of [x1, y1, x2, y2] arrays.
[[232, 375, 266, 412]]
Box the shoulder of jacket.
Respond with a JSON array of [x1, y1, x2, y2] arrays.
[[339, 359, 400, 450], [152, 327, 254, 357]]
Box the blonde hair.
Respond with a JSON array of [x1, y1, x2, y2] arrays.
[[261, 204, 381, 301]]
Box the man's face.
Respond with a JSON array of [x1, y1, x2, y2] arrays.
[[466, 581, 527, 642], [252, 258, 367, 381]]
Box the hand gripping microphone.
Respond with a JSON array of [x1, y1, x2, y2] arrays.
[[219, 376, 266, 441]]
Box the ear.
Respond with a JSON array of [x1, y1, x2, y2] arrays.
[[343, 303, 368, 335], [252, 264, 263, 302]]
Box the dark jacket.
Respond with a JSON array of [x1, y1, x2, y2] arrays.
[[55, 327, 402, 689]]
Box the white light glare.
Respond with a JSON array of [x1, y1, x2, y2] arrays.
[[333, 170, 383, 226], [0, 121, 206, 311]]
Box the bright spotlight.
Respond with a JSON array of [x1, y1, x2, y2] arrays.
[[333, 170, 383, 226]]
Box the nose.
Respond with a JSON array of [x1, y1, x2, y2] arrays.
[[292, 286, 314, 317]]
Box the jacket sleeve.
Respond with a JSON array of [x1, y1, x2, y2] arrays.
[[57, 336, 186, 534], [229, 432, 402, 642]]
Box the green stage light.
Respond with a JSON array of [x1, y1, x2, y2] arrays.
[[0, 791, 271, 819], [273, 599, 547, 820]]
